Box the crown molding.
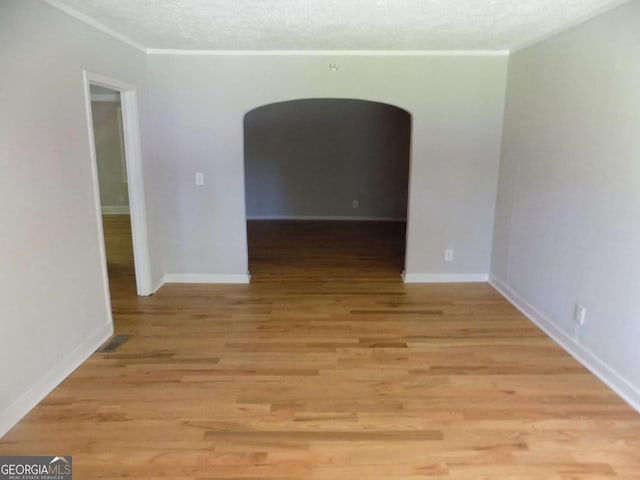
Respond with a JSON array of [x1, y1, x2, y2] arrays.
[[44, 0, 148, 53], [403, 273, 489, 283], [163, 274, 251, 284], [146, 48, 510, 57]]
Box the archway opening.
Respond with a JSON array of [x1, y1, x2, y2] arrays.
[[243, 98, 411, 280]]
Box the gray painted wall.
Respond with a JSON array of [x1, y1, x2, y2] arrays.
[[492, 2, 640, 399], [147, 54, 508, 276], [244, 99, 410, 220], [91, 100, 130, 209], [0, 0, 158, 434]]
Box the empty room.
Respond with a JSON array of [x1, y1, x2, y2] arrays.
[[1, 0, 639, 478]]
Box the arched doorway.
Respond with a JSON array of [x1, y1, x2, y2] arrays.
[[243, 98, 412, 280]]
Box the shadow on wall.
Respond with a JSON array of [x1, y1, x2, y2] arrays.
[[243, 98, 411, 220]]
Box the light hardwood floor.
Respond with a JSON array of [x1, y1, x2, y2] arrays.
[[1, 217, 639, 479]]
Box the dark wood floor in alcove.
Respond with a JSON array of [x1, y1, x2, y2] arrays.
[[1, 216, 639, 479], [247, 220, 407, 280]]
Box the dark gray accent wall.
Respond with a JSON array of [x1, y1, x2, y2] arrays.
[[244, 99, 410, 219]]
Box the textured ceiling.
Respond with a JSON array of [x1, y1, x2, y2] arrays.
[[49, 0, 627, 51]]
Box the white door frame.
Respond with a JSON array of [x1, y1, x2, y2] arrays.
[[83, 71, 153, 296]]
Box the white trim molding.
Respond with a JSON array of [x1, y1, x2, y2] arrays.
[[147, 49, 510, 57], [247, 215, 406, 222], [101, 206, 130, 215], [0, 322, 113, 438], [403, 273, 488, 283], [489, 274, 640, 414], [163, 273, 251, 284]]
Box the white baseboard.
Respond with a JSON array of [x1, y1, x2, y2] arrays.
[[163, 273, 251, 284], [403, 273, 488, 283], [0, 322, 113, 438], [247, 215, 406, 222], [489, 274, 640, 414], [101, 205, 130, 215], [151, 276, 165, 294]]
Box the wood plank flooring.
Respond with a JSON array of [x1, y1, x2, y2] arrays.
[[247, 220, 406, 279], [1, 217, 639, 479]]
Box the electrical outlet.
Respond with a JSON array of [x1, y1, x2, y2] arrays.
[[119, 194, 125, 203], [195, 172, 204, 186], [444, 249, 454, 262], [352, 200, 359, 209], [573, 304, 587, 326]]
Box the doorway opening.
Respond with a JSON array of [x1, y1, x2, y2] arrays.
[[83, 72, 152, 305], [243, 98, 412, 280], [90, 85, 135, 298]]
